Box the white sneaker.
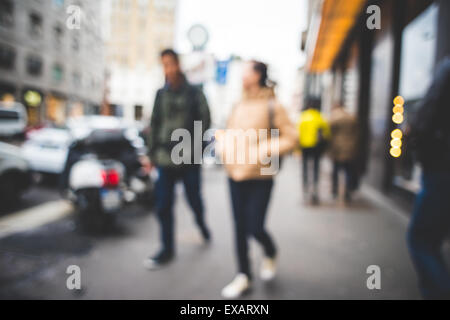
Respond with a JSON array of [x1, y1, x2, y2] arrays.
[[143, 258, 161, 270], [221, 274, 251, 299], [260, 257, 277, 281]]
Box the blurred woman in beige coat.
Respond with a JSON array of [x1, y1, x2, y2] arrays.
[[328, 104, 360, 202], [216, 61, 297, 298]]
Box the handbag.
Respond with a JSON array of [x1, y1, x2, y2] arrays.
[[268, 99, 284, 168]]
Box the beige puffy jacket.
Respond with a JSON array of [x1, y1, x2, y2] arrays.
[[216, 87, 298, 181]]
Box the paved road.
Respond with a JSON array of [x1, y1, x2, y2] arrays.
[[0, 156, 421, 299]]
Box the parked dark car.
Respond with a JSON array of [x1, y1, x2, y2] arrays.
[[0, 142, 32, 205]]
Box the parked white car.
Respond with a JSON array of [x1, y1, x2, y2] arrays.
[[0, 102, 27, 138], [22, 128, 73, 174]]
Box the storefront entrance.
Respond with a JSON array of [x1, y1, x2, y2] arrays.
[[46, 94, 67, 125], [22, 88, 43, 126]]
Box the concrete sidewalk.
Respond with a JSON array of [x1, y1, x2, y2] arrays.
[[0, 156, 421, 299], [0, 200, 72, 240]]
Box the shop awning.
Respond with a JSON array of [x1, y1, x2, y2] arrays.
[[307, 0, 366, 73]]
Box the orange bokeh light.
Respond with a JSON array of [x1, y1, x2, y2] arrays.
[[394, 96, 405, 106]]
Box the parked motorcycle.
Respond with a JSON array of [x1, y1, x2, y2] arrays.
[[64, 127, 154, 232], [69, 157, 124, 230]]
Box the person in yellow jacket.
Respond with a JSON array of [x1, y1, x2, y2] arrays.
[[297, 97, 330, 204]]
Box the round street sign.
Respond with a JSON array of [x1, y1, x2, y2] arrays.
[[187, 24, 209, 51]]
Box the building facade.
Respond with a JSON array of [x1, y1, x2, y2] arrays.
[[104, 0, 177, 122], [0, 0, 105, 126], [303, 0, 450, 209]]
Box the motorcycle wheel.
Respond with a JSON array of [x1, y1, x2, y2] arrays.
[[75, 189, 116, 234], [138, 189, 155, 209]]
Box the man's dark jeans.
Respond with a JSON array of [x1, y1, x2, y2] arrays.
[[302, 147, 321, 192], [155, 165, 207, 254], [229, 178, 277, 279], [407, 171, 450, 299]]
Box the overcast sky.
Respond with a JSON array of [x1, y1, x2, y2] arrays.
[[174, 0, 308, 103]]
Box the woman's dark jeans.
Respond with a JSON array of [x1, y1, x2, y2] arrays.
[[228, 178, 277, 279], [302, 147, 321, 193]]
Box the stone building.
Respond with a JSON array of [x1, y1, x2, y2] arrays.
[[103, 0, 177, 121], [0, 0, 105, 126]]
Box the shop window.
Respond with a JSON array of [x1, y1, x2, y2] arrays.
[[0, 44, 15, 70], [26, 55, 43, 76], [341, 44, 360, 115], [0, 0, 14, 28], [29, 12, 43, 38], [399, 4, 438, 102], [46, 95, 66, 124], [394, 3, 439, 193]]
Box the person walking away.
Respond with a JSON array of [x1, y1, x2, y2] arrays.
[[297, 98, 330, 204], [143, 49, 212, 269], [216, 61, 297, 298], [328, 104, 360, 203], [407, 56, 450, 299]]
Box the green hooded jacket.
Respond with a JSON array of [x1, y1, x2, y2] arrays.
[[148, 76, 211, 168]]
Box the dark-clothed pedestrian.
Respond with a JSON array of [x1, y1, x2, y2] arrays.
[[408, 56, 450, 299], [143, 49, 212, 269]]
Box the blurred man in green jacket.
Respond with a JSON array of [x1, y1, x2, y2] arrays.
[[144, 49, 212, 270]]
